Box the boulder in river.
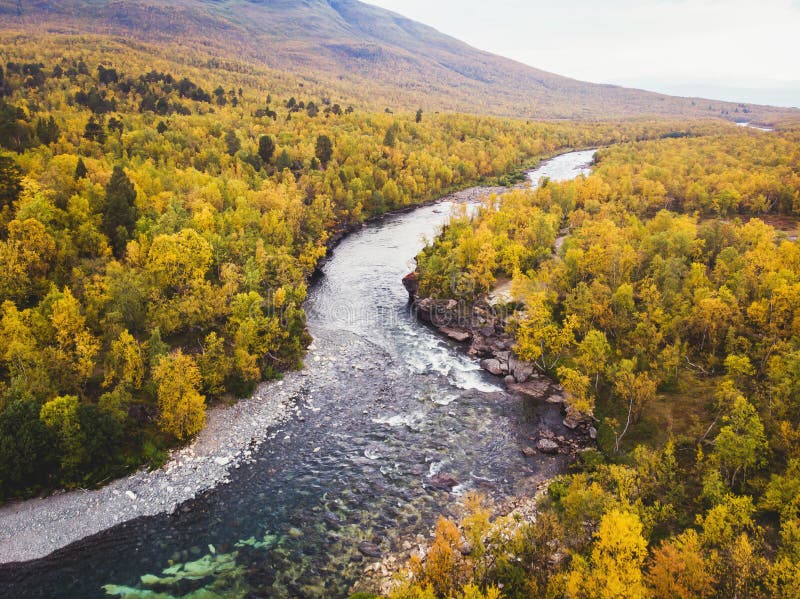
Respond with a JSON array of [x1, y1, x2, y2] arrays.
[[358, 542, 383, 558], [427, 473, 459, 490], [480, 358, 503, 376], [402, 272, 419, 297], [536, 439, 560, 454]]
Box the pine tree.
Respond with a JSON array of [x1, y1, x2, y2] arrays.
[[275, 148, 292, 171], [0, 154, 21, 207], [224, 129, 240, 156], [74, 157, 87, 180], [103, 166, 138, 257], [258, 134, 275, 165], [315, 134, 333, 168]]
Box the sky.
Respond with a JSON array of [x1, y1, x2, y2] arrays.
[[367, 0, 800, 108]]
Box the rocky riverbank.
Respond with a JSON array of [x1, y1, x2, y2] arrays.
[[402, 275, 596, 439]]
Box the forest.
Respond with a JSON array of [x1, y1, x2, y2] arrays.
[[0, 36, 708, 500], [395, 126, 800, 598]]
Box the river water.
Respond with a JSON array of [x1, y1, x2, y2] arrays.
[[0, 150, 595, 598]]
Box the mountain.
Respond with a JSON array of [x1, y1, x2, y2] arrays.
[[0, 0, 796, 121]]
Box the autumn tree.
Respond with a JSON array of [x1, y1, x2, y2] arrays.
[[103, 329, 144, 390], [576, 329, 611, 391], [612, 362, 657, 452], [48, 287, 101, 392], [514, 292, 576, 372], [646, 530, 715, 599], [566, 509, 649, 599], [0, 217, 56, 302], [153, 350, 206, 440]]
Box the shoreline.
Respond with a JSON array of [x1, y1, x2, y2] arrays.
[[0, 376, 297, 564]]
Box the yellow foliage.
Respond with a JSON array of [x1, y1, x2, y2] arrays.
[[153, 350, 206, 441], [566, 509, 649, 599]]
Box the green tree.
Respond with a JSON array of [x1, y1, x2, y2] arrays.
[[715, 391, 768, 487], [83, 115, 106, 143], [0, 395, 57, 498], [39, 395, 84, 475], [258, 134, 275, 165], [198, 331, 232, 396], [74, 156, 87, 180], [383, 127, 396, 148], [0, 154, 22, 207], [35, 115, 60, 144], [315, 134, 333, 168], [224, 129, 240, 156], [0, 100, 34, 151], [103, 165, 138, 257], [415, 108, 423, 123], [275, 148, 292, 172]]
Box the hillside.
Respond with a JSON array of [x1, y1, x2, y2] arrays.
[[0, 0, 796, 121]]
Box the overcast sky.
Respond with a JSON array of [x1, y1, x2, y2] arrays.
[[367, 0, 800, 107]]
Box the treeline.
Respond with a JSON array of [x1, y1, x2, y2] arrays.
[[0, 36, 702, 500], [399, 128, 800, 597]]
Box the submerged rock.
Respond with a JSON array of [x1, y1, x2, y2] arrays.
[[358, 542, 383, 558], [426, 473, 459, 490]]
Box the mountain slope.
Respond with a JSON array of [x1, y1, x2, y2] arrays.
[[0, 0, 796, 121]]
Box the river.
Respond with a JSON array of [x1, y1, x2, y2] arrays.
[[0, 150, 595, 598]]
